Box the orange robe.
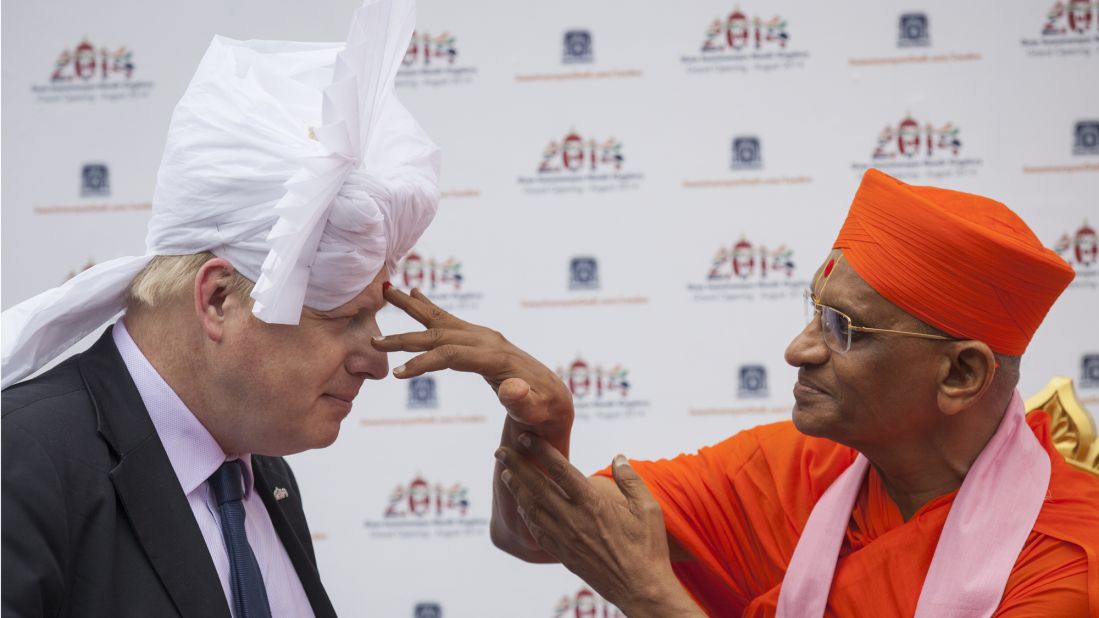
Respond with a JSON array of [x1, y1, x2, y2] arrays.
[[597, 413, 1099, 617]]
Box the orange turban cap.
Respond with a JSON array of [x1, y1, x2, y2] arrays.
[[833, 169, 1075, 355]]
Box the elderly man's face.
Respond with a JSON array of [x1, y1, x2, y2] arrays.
[[784, 251, 943, 448], [215, 269, 390, 456]]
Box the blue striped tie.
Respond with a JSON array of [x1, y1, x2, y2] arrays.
[[209, 460, 273, 618]]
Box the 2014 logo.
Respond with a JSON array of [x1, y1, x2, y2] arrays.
[[403, 31, 458, 66], [554, 588, 625, 618], [539, 131, 624, 174], [384, 475, 469, 518], [557, 357, 630, 399], [396, 253, 463, 291], [708, 238, 795, 280], [1054, 221, 1098, 271], [701, 8, 789, 52], [1043, 0, 1096, 35], [51, 40, 134, 82], [872, 116, 962, 160]]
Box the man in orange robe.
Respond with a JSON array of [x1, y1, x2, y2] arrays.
[[374, 169, 1099, 617], [614, 413, 1096, 616]]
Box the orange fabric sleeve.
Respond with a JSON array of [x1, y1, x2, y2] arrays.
[[993, 533, 1090, 617]]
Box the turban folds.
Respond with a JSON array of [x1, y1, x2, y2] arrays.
[[833, 169, 1074, 355], [1, 0, 439, 388]]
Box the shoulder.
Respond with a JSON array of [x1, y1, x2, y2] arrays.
[[998, 530, 1093, 617], [3, 355, 88, 418], [2, 353, 119, 493], [3, 356, 98, 450], [1034, 459, 1099, 554]]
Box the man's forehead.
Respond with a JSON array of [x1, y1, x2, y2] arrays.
[[811, 252, 890, 318]]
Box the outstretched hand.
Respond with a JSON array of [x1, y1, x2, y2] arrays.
[[372, 284, 573, 429]]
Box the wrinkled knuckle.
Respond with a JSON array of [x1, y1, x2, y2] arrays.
[[547, 461, 569, 484], [425, 328, 444, 346], [428, 307, 449, 323], [437, 344, 458, 361], [530, 478, 549, 502], [641, 498, 663, 518]]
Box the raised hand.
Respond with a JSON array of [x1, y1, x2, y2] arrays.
[[371, 284, 573, 430]]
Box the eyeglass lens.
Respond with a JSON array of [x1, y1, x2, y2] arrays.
[[805, 291, 851, 352]]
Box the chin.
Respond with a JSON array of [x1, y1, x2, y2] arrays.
[[309, 421, 343, 450], [791, 402, 836, 439]]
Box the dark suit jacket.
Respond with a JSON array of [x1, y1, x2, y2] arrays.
[[2, 327, 338, 618]]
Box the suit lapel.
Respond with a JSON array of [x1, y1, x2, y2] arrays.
[[80, 327, 231, 618], [253, 458, 338, 618]]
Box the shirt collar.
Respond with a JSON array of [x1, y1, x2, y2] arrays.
[[113, 320, 254, 497]]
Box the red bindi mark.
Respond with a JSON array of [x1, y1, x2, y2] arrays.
[[823, 259, 836, 278]]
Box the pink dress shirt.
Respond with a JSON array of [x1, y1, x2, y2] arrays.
[[113, 321, 315, 618]]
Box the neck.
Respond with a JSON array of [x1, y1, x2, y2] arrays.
[[123, 310, 238, 454], [859, 394, 1013, 521]]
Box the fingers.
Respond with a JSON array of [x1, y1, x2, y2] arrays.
[[391, 344, 505, 378], [496, 446, 569, 516], [371, 328, 480, 353], [499, 466, 562, 558], [610, 455, 662, 519], [383, 284, 459, 328], [515, 433, 596, 504]]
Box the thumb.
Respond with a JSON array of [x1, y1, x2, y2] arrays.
[[498, 377, 536, 419], [610, 454, 651, 506]]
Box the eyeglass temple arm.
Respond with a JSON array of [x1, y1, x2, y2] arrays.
[[847, 325, 954, 341]]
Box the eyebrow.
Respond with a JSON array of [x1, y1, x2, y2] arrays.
[[319, 297, 387, 318], [813, 287, 866, 324]]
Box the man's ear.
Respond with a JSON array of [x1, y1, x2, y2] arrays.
[[936, 341, 997, 416], [194, 258, 237, 343]]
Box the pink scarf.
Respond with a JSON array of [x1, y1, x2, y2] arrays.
[[776, 391, 1050, 618]]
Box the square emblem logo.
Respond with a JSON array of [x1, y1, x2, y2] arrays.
[[738, 365, 769, 398], [898, 13, 930, 47], [1074, 121, 1099, 156], [408, 376, 439, 409], [81, 163, 110, 197], [731, 136, 762, 170], [563, 30, 593, 63], [569, 256, 600, 290]]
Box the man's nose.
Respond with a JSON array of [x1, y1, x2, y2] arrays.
[[784, 317, 830, 368], [346, 318, 389, 380]]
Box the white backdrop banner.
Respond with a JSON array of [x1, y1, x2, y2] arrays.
[[3, 0, 1098, 616]]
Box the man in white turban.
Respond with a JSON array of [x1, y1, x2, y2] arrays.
[[1, 0, 439, 616]]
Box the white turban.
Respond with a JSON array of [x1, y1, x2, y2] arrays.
[[1, 0, 439, 389]]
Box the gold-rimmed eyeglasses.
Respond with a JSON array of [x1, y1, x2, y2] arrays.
[[803, 289, 956, 353]]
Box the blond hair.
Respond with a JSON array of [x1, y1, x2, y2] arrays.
[[126, 252, 254, 310]]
